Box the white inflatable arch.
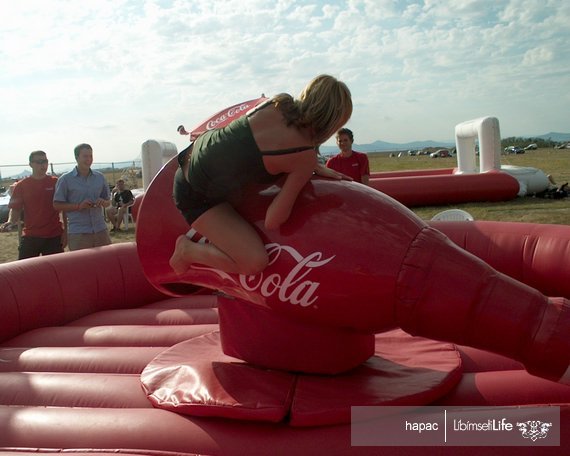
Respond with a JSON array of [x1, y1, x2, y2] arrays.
[[141, 140, 178, 190], [454, 116, 501, 174], [454, 116, 548, 196]]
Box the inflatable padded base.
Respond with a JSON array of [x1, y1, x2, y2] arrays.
[[218, 297, 375, 374], [141, 328, 462, 426]]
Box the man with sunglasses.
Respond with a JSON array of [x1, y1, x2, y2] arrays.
[[2, 150, 66, 259]]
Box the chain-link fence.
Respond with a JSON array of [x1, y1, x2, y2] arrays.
[[1, 160, 142, 189], [0, 160, 143, 223]]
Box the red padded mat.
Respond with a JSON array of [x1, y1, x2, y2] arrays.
[[141, 329, 462, 426]]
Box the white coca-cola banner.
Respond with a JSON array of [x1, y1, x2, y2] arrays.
[[190, 97, 268, 139]]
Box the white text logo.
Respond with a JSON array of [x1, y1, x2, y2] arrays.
[[191, 242, 334, 307], [206, 103, 251, 130], [239, 243, 334, 307]]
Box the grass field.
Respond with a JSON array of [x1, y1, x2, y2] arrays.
[[0, 148, 568, 264]]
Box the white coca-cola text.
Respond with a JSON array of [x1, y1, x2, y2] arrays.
[[206, 103, 250, 130], [239, 243, 335, 307]]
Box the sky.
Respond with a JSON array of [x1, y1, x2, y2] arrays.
[[1, 0, 569, 171]]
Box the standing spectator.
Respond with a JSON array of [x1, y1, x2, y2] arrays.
[[53, 143, 111, 250], [107, 179, 135, 232], [0, 151, 66, 259], [326, 128, 370, 185]]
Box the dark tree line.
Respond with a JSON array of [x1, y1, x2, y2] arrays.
[[501, 137, 559, 148]]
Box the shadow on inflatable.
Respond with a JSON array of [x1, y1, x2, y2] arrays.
[[1, 102, 569, 455]]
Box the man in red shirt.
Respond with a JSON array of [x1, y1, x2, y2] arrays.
[[325, 128, 370, 185], [3, 151, 66, 259]]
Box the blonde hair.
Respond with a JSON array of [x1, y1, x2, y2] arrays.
[[272, 74, 352, 145]]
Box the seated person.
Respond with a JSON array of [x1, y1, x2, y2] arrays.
[[106, 179, 134, 231]]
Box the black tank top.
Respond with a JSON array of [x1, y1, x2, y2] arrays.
[[187, 100, 313, 201]]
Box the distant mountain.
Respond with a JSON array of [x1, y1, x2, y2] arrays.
[[533, 132, 570, 142], [319, 132, 570, 155], [7, 169, 31, 179], [320, 139, 455, 155]]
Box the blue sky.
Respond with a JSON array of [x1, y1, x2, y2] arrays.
[[1, 0, 569, 169]]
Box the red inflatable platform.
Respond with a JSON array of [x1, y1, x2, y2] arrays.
[[1, 232, 569, 454]]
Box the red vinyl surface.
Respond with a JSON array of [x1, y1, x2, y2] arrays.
[[1, 240, 569, 455], [1, 97, 568, 455]]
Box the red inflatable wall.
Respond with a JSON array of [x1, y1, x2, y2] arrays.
[[369, 168, 520, 206]]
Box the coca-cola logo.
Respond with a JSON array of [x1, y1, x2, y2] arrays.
[[240, 243, 334, 307], [191, 243, 335, 307], [205, 103, 251, 130]]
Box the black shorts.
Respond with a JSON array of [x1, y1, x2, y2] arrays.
[[173, 145, 222, 225], [19, 235, 64, 260], [173, 168, 213, 225]]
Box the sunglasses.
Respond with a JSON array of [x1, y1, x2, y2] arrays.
[[31, 159, 49, 165]]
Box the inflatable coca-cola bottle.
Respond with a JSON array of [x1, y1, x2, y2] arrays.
[[137, 164, 570, 384]]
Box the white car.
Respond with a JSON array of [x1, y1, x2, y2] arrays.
[[0, 192, 10, 223]]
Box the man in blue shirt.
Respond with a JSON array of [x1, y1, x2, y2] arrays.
[[53, 143, 112, 251]]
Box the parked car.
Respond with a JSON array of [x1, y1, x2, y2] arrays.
[[430, 149, 450, 158], [524, 143, 537, 150], [0, 193, 10, 223], [504, 146, 525, 154]]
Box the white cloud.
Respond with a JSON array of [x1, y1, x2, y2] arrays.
[[0, 0, 569, 169]]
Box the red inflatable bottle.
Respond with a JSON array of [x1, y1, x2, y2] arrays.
[[137, 162, 570, 380], [137, 159, 570, 384]]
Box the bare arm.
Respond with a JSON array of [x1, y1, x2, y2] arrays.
[[54, 199, 109, 211], [7, 208, 22, 224], [0, 208, 22, 231], [54, 201, 88, 212], [60, 211, 68, 249], [265, 159, 315, 231], [95, 198, 111, 208], [315, 163, 353, 181]]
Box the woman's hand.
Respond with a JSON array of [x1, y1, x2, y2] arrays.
[[314, 163, 353, 181]]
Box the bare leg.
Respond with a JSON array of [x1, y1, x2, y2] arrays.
[[116, 206, 128, 229], [169, 203, 268, 275], [106, 207, 118, 230]]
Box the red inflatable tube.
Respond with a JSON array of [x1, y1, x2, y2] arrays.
[[396, 225, 569, 382], [370, 168, 454, 178], [429, 220, 570, 299], [368, 168, 519, 206]]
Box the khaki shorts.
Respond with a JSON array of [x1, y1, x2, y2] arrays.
[[67, 230, 112, 251]]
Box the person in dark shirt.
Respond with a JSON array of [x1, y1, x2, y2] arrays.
[[106, 179, 134, 232]]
